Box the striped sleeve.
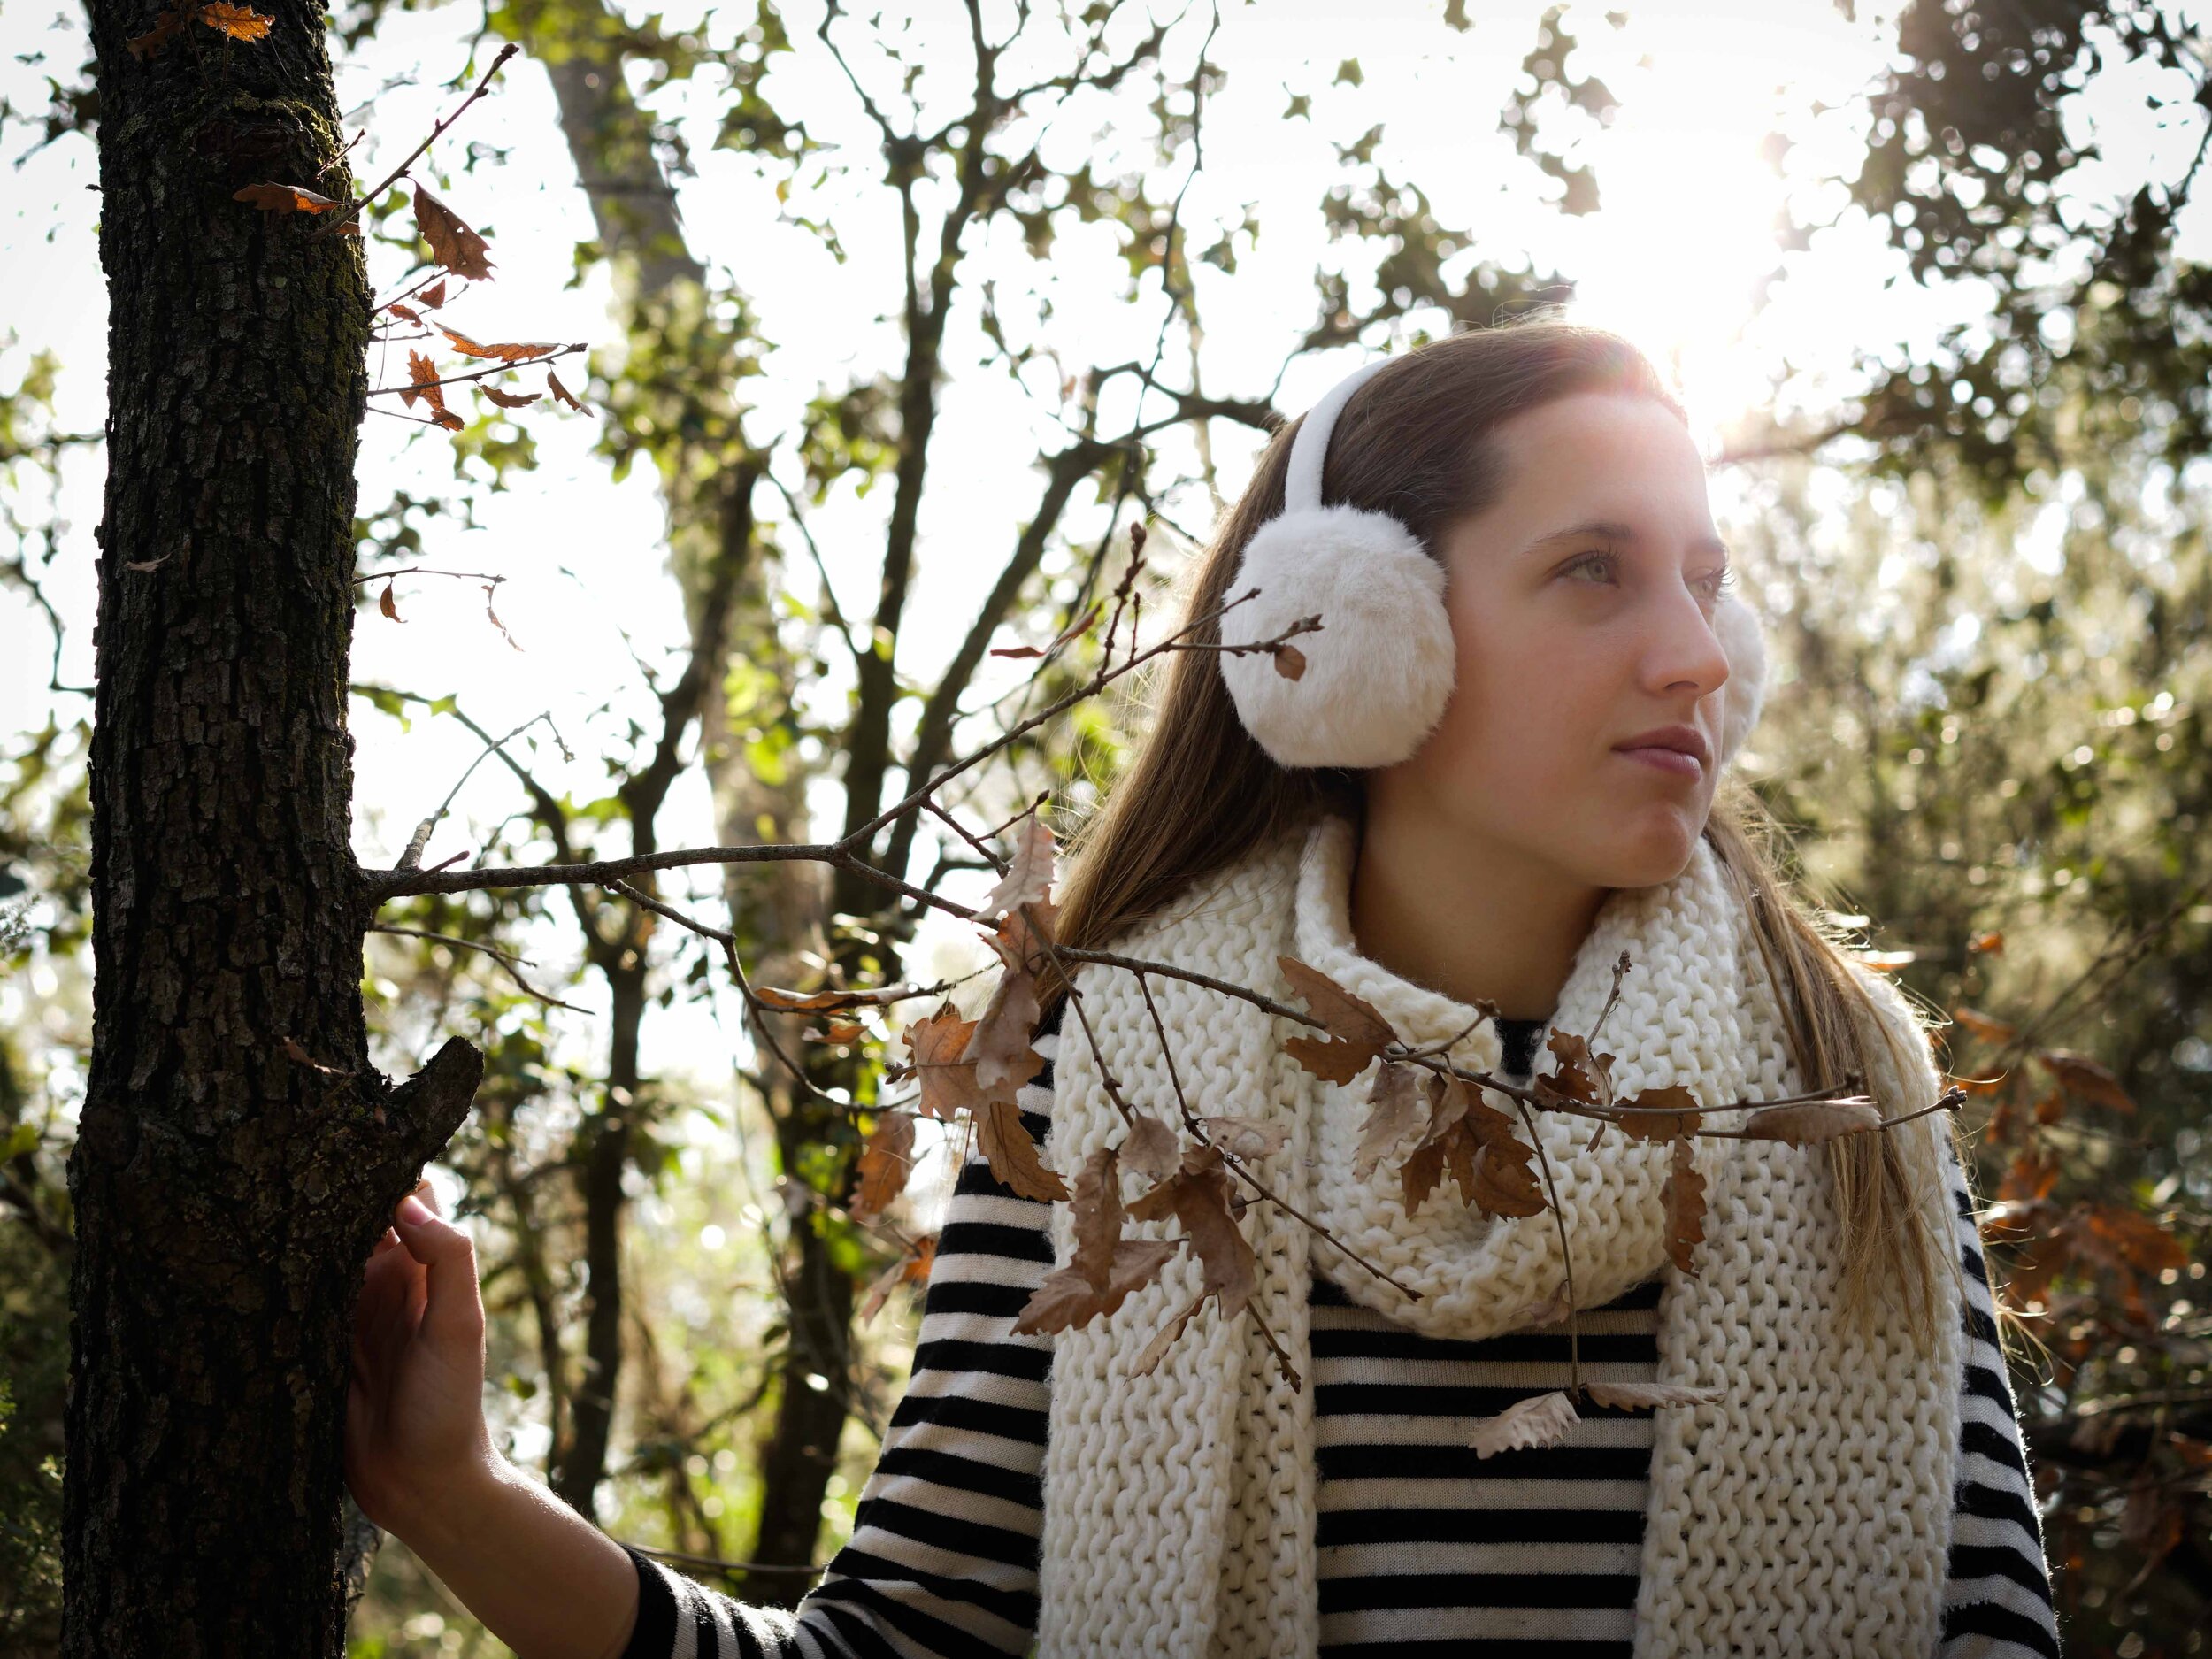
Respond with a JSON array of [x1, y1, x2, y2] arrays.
[[618, 1016, 1065, 1659], [1937, 1133, 2063, 1659]]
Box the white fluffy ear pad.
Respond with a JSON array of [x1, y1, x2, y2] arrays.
[[1710, 592, 1769, 772], [1217, 503, 1457, 770]]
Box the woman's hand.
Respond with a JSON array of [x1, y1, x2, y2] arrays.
[[345, 1180, 500, 1537]]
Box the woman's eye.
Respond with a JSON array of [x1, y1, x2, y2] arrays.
[[1564, 550, 1618, 582], [1698, 565, 1738, 600]]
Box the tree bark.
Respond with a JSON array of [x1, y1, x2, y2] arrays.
[[69, 5, 480, 1651]]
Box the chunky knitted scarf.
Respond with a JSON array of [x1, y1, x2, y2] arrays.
[[1034, 810, 1966, 1657]]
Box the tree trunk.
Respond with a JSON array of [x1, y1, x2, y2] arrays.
[[69, 5, 479, 1650]]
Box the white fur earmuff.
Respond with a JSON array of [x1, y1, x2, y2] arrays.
[[1216, 355, 1771, 775]]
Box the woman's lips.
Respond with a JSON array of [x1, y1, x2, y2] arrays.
[[1615, 745, 1703, 778]]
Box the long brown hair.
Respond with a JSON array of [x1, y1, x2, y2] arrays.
[[1039, 309, 1961, 1358]]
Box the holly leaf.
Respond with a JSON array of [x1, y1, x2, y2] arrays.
[[412, 182, 495, 281], [1470, 1389, 1578, 1459]]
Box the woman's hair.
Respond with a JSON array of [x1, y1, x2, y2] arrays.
[[1037, 307, 1962, 1359]]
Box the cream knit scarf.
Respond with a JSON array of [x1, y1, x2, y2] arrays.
[[1034, 809, 1966, 1657]]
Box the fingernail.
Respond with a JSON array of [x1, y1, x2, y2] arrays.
[[397, 1194, 432, 1225]]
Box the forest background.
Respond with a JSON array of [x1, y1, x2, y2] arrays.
[[1, 0, 2208, 1654]]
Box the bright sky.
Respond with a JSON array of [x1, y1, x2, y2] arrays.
[[4, 0, 2208, 1196]]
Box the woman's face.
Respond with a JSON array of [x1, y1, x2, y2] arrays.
[[1377, 390, 1736, 889]]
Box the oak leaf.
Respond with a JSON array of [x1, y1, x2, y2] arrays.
[[1353, 1060, 1425, 1179], [1662, 1136, 1706, 1277], [1273, 643, 1306, 680], [977, 813, 1056, 922], [964, 910, 1048, 1097], [756, 983, 903, 1012], [1120, 1113, 1180, 1182], [436, 326, 564, 363], [902, 1003, 991, 1121], [2038, 1049, 2136, 1114], [1582, 1379, 1723, 1411], [1017, 1240, 1180, 1335], [1202, 1115, 1287, 1162], [849, 1110, 916, 1222], [419, 278, 449, 309], [1125, 1144, 1255, 1322], [1279, 954, 1396, 1083], [1950, 1005, 2017, 1045], [233, 183, 342, 214], [412, 183, 495, 280], [548, 369, 585, 411], [974, 1094, 1068, 1202], [858, 1233, 935, 1323], [480, 385, 541, 409], [1470, 1389, 1578, 1459], [198, 3, 273, 40], [1615, 1082, 1703, 1141]]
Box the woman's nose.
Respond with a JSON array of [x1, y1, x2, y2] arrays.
[[1648, 587, 1732, 700]]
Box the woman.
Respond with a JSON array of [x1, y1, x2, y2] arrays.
[[346, 315, 2062, 1659]]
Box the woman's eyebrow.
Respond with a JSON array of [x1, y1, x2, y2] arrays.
[[1523, 518, 1730, 558]]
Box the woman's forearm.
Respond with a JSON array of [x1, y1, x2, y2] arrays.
[[391, 1453, 640, 1659]]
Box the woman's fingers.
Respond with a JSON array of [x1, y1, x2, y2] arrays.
[[388, 1191, 483, 1355]]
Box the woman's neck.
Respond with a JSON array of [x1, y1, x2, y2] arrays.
[[1346, 802, 1607, 1023]]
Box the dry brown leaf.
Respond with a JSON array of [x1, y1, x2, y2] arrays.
[[1537, 1029, 1613, 1107], [1354, 1060, 1426, 1179], [849, 1110, 916, 1222], [903, 1003, 990, 1121], [1130, 1287, 1208, 1378], [198, 2, 273, 40], [757, 983, 902, 1012], [1469, 1138, 1546, 1218], [1016, 1240, 1180, 1336], [1517, 1279, 1573, 1327], [979, 814, 1056, 922], [1069, 1147, 1125, 1289], [378, 581, 400, 623], [975, 1094, 1068, 1202], [1615, 1082, 1703, 1141], [1125, 1144, 1255, 1321], [480, 385, 541, 409], [1470, 1390, 1578, 1459], [388, 302, 423, 326], [436, 326, 562, 363], [2038, 1049, 2137, 1114], [1740, 1101, 1883, 1144], [126, 10, 187, 58], [548, 369, 584, 411], [1273, 643, 1307, 680], [964, 914, 1047, 1097], [1582, 1379, 1724, 1411], [233, 182, 342, 214], [1121, 1113, 1180, 1182], [419, 278, 449, 309], [1951, 1005, 2017, 1045], [859, 1233, 936, 1323], [1202, 1115, 1288, 1162], [1662, 1136, 1707, 1277], [1279, 954, 1397, 1083], [412, 183, 495, 281], [402, 349, 464, 431]]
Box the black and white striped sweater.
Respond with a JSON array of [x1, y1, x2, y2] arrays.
[[620, 1005, 2062, 1659]]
